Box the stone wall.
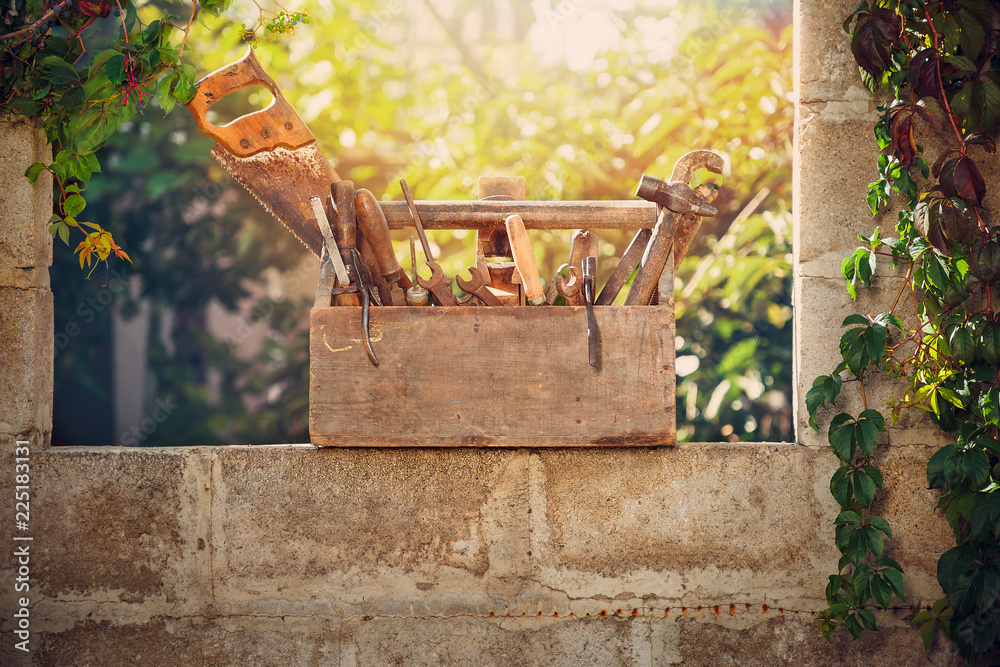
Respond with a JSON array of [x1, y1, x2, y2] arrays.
[[0, 0, 973, 664]]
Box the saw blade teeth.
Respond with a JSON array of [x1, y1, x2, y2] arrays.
[[210, 147, 323, 257]]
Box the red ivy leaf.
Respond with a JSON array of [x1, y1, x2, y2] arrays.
[[909, 48, 941, 99], [965, 133, 997, 154], [851, 9, 903, 78], [77, 0, 114, 18], [891, 112, 917, 167], [943, 156, 987, 206]]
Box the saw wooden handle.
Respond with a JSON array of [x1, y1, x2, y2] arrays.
[[186, 47, 316, 158], [355, 188, 404, 284], [505, 214, 546, 306]]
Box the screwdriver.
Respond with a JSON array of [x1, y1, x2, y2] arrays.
[[405, 235, 430, 306]]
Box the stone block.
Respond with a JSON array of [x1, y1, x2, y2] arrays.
[[797, 0, 874, 103], [872, 445, 954, 601], [21, 449, 197, 604], [0, 287, 52, 438], [348, 616, 638, 666], [793, 275, 948, 447], [530, 446, 841, 601], [673, 614, 961, 666], [29, 616, 335, 666], [0, 119, 52, 274], [795, 114, 883, 266], [213, 447, 529, 593]]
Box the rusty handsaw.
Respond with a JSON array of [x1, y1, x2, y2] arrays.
[[185, 47, 336, 257]]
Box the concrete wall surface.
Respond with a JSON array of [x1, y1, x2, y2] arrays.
[[0, 446, 962, 665], [0, 0, 979, 664]]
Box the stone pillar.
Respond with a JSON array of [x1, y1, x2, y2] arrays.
[[0, 119, 51, 664], [793, 0, 950, 447], [0, 119, 53, 448]]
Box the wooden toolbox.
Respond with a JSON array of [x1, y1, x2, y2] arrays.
[[308, 192, 677, 447]]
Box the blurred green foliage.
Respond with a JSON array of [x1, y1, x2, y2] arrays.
[[52, 0, 792, 445]]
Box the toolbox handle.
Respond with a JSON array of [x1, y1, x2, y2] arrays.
[[186, 47, 316, 158]]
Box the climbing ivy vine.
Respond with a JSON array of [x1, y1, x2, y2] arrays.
[[0, 0, 308, 275], [810, 0, 1000, 660]]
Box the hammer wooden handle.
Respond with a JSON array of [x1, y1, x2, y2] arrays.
[[624, 208, 680, 306], [355, 188, 404, 284], [505, 214, 546, 306], [186, 47, 315, 158]]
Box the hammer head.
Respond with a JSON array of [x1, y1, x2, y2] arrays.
[[635, 175, 718, 217]]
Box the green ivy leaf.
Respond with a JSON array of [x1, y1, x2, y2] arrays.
[[831, 467, 852, 508], [63, 193, 86, 219], [855, 418, 878, 458], [24, 162, 47, 184], [854, 467, 878, 507]]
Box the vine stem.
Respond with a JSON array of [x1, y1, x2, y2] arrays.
[[177, 0, 198, 57], [924, 9, 967, 150], [889, 261, 915, 314], [0, 0, 74, 44]]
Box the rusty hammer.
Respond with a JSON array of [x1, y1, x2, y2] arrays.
[[624, 150, 724, 305]]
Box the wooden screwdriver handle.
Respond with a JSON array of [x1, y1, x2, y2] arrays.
[[355, 188, 404, 284], [330, 181, 361, 307], [186, 47, 315, 158], [505, 214, 546, 306]]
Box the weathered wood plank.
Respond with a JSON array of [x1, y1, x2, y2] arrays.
[[378, 200, 658, 230], [310, 306, 675, 447]]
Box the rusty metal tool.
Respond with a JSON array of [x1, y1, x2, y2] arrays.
[[357, 233, 394, 305], [673, 183, 720, 269], [311, 197, 378, 365], [349, 246, 379, 367], [355, 188, 409, 305], [625, 150, 724, 306], [186, 47, 335, 257], [419, 262, 460, 307], [405, 235, 430, 306], [596, 228, 651, 305], [328, 182, 362, 307], [456, 266, 504, 306], [544, 264, 583, 305], [311, 196, 350, 288], [505, 214, 546, 305], [400, 179, 458, 306], [582, 256, 600, 368]]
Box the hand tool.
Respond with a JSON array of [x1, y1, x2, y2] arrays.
[[419, 262, 460, 307], [400, 179, 459, 306], [625, 150, 724, 306], [564, 229, 597, 306], [455, 266, 504, 306], [543, 264, 583, 305], [504, 214, 546, 306], [555, 264, 583, 304], [672, 183, 720, 269], [405, 235, 430, 306], [312, 197, 378, 365], [328, 182, 362, 307], [343, 246, 379, 367], [355, 187, 410, 305], [310, 196, 350, 288], [474, 177, 521, 294], [582, 256, 600, 368], [357, 232, 395, 306], [186, 47, 336, 257], [595, 228, 651, 305]]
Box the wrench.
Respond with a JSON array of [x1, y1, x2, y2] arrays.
[[456, 266, 504, 306], [418, 261, 460, 306]]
